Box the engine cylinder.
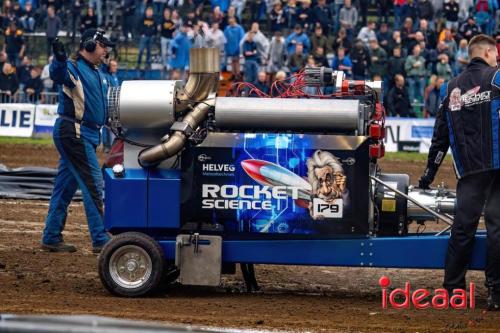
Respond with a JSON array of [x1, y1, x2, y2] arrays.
[[214, 97, 361, 132], [117, 80, 180, 129]]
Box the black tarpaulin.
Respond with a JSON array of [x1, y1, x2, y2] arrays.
[[0, 164, 82, 200]]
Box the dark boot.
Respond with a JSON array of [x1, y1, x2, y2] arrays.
[[41, 242, 77, 253], [487, 287, 500, 311]]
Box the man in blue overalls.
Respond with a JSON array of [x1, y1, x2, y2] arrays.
[[41, 28, 114, 253]]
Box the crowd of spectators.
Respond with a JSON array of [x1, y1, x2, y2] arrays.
[[1, 0, 500, 117]]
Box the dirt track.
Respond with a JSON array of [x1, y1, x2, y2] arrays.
[[1, 143, 499, 333]]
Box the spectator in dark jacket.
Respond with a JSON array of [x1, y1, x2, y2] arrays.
[[350, 39, 370, 80], [137, 7, 156, 69], [296, 0, 313, 31], [405, 0, 418, 29], [313, 0, 333, 35], [20, 1, 35, 32], [24, 66, 43, 102], [368, 38, 387, 79], [243, 32, 259, 84], [443, 0, 459, 30], [17, 55, 32, 90], [284, 0, 299, 30], [70, 0, 83, 44], [419, 19, 437, 49], [458, 16, 481, 42], [417, 0, 435, 26], [386, 74, 415, 117], [287, 42, 306, 73], [332, 27, 351, 54], [0, 62, 19, 99], [121, 0, 137, 41], [3, 21, 25, 66], [401, 17, 416, 54], [252, 71, 270, 96], [270, 1, 286, 32], [387, 30, 403, 56], [313, 46, 329, 67], [80, 7, 97, 34], [376, 0, 391, 24], [424, 76, 444, 117], [44, 6, 61, 58], [387, 46, 406, 89], [310, 25, 330, 56]]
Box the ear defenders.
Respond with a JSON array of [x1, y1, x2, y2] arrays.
[[82, 29, 105, 52]]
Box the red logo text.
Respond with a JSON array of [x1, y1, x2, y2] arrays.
[[379, 276, 475, 310]]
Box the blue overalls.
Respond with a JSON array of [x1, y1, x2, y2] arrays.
[[42, 55, 110, 248]]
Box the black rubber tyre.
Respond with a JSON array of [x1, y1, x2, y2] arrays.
[[98, 232, 165, 297]]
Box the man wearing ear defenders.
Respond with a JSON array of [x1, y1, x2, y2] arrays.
[[41, 28, 115, 254]]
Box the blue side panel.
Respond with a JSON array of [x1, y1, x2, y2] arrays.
[[33, 125, 53, 134], [104, 168, 148, 232], [439, 82, 448, 102], [158, 234, 486, 269], [148, 169, 181, 230], [446, 112, 464, 176], [491, 99, 500, 169]]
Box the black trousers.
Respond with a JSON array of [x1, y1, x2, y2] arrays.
[[444, 170, 500, 291]]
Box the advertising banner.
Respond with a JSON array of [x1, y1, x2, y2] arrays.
[[384, 117, 436, 153], [34, 104, 58, 136], [0, 104, 35, 137], [182, 133, 370, 237]]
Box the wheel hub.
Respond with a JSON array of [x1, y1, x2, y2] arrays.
[[109, 245, 153, 289]]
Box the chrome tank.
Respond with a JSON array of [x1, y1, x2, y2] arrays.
[[117, 80, 181, 129], [214, 97, 361, 132]]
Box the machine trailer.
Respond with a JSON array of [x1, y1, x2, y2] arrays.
[[97, 48, 483, 297]]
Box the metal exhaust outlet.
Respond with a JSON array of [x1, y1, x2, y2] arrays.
[[138, 48, 220, 167]]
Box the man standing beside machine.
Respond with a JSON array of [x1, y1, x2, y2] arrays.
[[419, 35, 500, 310], [41, 28, 115, 254]]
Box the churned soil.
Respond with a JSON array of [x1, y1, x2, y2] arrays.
[[2, 143, 498, 333]]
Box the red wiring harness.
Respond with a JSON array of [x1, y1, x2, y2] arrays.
[[227, 71, 386, 130]]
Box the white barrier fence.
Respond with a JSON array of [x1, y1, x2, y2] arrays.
[[1, 103, 437, 153], [0, 104, 37, 137], [0, 103, 58, 138], [384, 117, 435, 153]]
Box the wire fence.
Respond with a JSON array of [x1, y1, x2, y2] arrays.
[[0, 91, 59, 104]]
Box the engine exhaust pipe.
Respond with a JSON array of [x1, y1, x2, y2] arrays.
[[138, 48, 219, 167], [138, 99, 215, 167], [176, 48, 220, 113]]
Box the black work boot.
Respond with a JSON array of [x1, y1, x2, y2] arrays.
[[41, 242, 77, 253], [92, 245, 104, 254], [487, 287, 500, 311]]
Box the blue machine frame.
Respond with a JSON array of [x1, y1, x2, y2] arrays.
[[104, 168, 486, 271]]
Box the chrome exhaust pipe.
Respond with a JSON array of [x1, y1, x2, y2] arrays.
[[176, 48, 220, 113], [138, 99, 215, 167], [138, 48, 219, 167]]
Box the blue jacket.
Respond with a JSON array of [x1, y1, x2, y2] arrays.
[[285, 32, 311, 55], [211, 0, 229, 12], [331, 56, 352, 70], [224, 24, 245, 57], [169, 32, 191, 69], [50, 56, 109, 146], [101, 63, 120, 87]]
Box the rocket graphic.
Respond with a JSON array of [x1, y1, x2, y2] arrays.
[[241, 159, 311, 208]]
